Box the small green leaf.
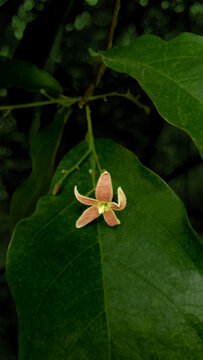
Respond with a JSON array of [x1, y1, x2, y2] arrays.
[[100, 33, 203, 157], [9, 108, 71, 232], [7, 139, 203, 359], [0, 56, 63, 95], [87, 48, 102, 67]]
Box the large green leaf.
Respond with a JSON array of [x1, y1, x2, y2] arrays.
[[7, 139, 203, 359], [9, 108, 71, 232], [0, 56, 62, 95], [100, 33, 203, 157]]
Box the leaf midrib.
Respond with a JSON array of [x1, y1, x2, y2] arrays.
[[14, 179, 203, 359], [97, 222, 112, 360]]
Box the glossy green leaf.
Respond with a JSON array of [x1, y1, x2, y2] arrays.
[[7, 139, 203, 359], [100, 33, 203, 157], [0, 56, 62, 95], [9, 108, 71, 232]]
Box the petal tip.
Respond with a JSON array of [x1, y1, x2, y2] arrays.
[[75, 206, 100, 228], [96, 170, 113, 202], [118, 186, 127, 208], [76, 221, 82, 229], [74, 186, 99, 206], [110, 187, 126, 211], [103, 209, 120, 226]]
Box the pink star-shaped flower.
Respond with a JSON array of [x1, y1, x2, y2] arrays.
[[74, 171, 126, 228]]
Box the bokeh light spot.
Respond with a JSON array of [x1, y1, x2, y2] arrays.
[[0, 89, 7, 97], [175, 4, 185, 13], [65, 23, 74, 32], [139, 0, 148, 7], [74, 11, 92, 30], [23, 0, 34, 12], [85, 0, 98, 6], [161, 1, 169, 10]]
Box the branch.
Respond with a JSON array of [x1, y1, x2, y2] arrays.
[[80, 0, 121, 107], [89, 89, 150, 114]]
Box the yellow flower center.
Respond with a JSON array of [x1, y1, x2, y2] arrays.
[[98, 202, 111, 214]]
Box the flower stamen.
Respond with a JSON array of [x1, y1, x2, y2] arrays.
[[98, 202, 111, 214]]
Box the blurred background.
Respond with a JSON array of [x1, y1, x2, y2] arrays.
[[0, 0, 203, 358]]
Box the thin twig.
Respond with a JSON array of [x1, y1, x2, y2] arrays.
[[52, 149, 91, 195], [52, 105, 103, 195], [106, 0, 120, 50], [0, 96, 80, 113], [89, 89, 150, 114], [86, 105, 102, 174], [80, 0, 121, 106]]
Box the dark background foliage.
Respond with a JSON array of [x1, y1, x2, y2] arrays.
[[0, 0, 202, 358]]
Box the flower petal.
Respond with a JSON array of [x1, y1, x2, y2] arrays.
[[95, 171, 113, 202], [103, 209, 120, 226], [74, 186, 99, 206], [111, 187, 126, 211], [76, 206, 100, 228]]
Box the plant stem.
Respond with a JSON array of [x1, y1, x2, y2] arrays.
[[86, 104, 102, 175], [0, 89, 149, 115], [106, 0, 120, 50], [80, 0, 121, 106], [90, 89, 150, 114], [53, 104, 102, 195], [0, 99, 58, 110], [60, 149, 91, 183], [0, 96, 80, 112]]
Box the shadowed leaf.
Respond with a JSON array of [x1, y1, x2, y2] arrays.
[[0, 56, 62, 95], [9, 108, 71, 232]]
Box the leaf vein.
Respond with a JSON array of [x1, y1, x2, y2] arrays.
[[114, 259, 203, 345], [16, 198, 77, 270], [130, 203, 202, 276], [26, 240, 99, 358], [66, 310, 105, 358]]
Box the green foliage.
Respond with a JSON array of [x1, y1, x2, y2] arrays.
[[0, 56, 62, 95], [0, 145, 12, 159], [7, 139, 203, 359], [9, 108, 71, 232], [0, 113, 16, 135], [0, 0, 8, 7], [100, 33, 203, 157]]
